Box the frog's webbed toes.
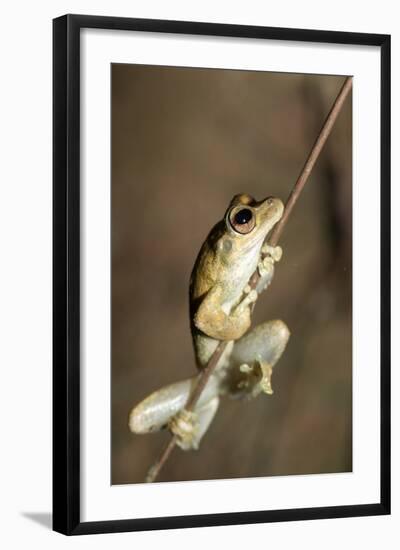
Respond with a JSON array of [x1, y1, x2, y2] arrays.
[[168, 397, 220, 451], [168, 409, 199, 450], [234, 360, 273, 398], [257, 257, 273, 279], [235, 363, 255, 393], [261, 244, 283, 263]]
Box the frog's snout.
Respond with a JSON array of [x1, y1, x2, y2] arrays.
[[266, 196, 284, 214], [260, 196, 284, 224]]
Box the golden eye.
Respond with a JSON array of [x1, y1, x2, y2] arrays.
[[229, 207, 256, 234]]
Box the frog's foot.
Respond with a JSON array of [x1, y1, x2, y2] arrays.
[[235, 363, 258, 396], [257, 256, 274, 279], [236, 361, 273, 397], [261, 244, 283, 263], [168, 409, 198, 450], [168, 398, 220, 451]]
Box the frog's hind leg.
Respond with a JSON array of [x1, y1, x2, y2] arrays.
[[233, 320, 290, 366], [226, 320, 290, 398], [129, 378, 193, 435], [129, 374, 220, 450]]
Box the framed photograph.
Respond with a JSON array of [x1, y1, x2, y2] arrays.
[[53, 14, 390, 535]]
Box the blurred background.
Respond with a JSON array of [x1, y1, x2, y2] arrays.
[[111, 65, 352, 484]]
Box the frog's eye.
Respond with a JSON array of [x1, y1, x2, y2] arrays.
[[229, 207, 256, 234]]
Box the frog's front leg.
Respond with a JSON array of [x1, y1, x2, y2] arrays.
[[226, 320, 290, 398]]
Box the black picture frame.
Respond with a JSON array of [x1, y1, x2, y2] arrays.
[[53, 14, 391, 535]]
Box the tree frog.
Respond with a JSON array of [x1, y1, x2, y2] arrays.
[[129, 193, 290, 451]]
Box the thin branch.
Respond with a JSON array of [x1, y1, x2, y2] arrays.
[[145, 76, 353, 483], [268, 76, 353, 249]]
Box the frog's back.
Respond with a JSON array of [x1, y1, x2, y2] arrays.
[[188, 222, 226, 368], [189, 221, 224, 313]]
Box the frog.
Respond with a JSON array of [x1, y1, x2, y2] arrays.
[[129, 193, 290, 451]]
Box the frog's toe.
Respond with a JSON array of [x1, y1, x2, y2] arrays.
[[239, 363, 252, 373], [168, 409, 198, 449], [169, 398, 220, 451], [261, 244, 283, 262], [255, 360, 274, 396]]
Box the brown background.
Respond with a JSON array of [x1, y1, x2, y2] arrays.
[[111, 64, 352, 484]]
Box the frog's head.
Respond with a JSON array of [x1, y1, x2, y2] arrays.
[[224, 193, 284, 251]]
